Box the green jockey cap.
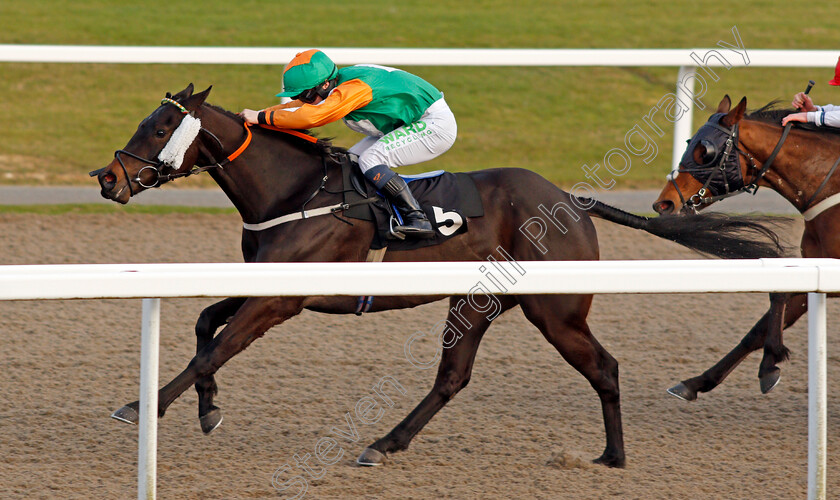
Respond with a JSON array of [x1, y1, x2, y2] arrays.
[[276, 49, 339, 97]]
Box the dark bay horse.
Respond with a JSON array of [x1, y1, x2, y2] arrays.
[[96, 84, 786, 468], [653, 94, 838, 401]]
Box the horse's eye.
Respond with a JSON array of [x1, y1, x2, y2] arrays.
[[156, 129, 166, 138]]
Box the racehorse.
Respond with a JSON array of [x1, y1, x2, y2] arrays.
[[95, 84, 785, 468], [652, 94, 836, 401]]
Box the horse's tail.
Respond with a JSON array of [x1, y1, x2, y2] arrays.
[[584, 199, 788, 259]]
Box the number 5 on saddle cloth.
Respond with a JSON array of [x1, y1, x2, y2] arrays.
[[341, 155, 484, 251]]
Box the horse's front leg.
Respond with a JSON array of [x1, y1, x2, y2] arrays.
[[668, 293, 807, 401], [194, 297, 247, 433], [111, 296, 303, 425], [757, 293, 792, 394]]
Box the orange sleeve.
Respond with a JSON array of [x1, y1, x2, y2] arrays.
[[275, 99, 304, 109], [258, 79, 373, 129]]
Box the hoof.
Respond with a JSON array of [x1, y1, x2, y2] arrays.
[[111, 404, 139, 425], [667, 383, 697, 402], [593, 454, 626, 468], [200, 407, 223, 434], [356, 447, 386, 466], [760, 368, 781, 394]]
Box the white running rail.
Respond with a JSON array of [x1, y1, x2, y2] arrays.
[[1, 45, 837, 173], [0, 259, 834, 499]]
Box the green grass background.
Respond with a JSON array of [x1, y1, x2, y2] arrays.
[[1, 0, 839, 190]]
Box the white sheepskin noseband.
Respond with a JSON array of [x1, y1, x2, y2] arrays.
[[158, 114, 202, 171]]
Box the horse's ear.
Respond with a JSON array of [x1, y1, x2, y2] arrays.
[[716, 95, 732, 114], [184, 85, 212, 112], [721, 96, 747, 127], [172, 83, 195, 101]]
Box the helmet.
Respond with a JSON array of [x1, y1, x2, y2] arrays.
[[276, 49, 339, 97]]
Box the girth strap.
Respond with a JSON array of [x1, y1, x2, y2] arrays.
[[243, 203, 344, 231], [242, 198, 377, 232]]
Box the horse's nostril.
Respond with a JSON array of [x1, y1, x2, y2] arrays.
[[101, 172, 117, 188], [653, 201, 673, 214]]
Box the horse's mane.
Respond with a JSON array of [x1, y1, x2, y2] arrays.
[[746, 100, 840, 137], [745, 100, 794, 123], [204, 102, 349, 156]]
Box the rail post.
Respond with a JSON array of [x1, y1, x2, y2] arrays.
[[670, 65, 696, 175], [138, 298, 161, 500], [807, 292, 827, 500]]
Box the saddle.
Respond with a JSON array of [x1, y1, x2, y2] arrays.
[[338, 154, 484, 251]]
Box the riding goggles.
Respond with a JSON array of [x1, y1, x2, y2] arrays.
[[294, 87, 321, 104]]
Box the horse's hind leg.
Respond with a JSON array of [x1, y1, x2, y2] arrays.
[[668, 293, 807, 401], [357, 295, 517, 466], [518, 294, 624, 468], [194, 297, 247, 433]]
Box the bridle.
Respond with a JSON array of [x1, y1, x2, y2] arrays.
[[109, 97, 248, 197], [671, 116, 793, 214], [102, 97, 329, 198], [98, 94, 374, 229]]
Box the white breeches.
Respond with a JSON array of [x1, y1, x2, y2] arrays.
[[350, 98, 457, 173]]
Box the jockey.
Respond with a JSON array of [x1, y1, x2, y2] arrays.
[[239, 49, 457, 238], [783, 56, 840, 127]]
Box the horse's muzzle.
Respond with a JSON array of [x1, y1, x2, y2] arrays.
[[96, 164, 130, 204], [652, 200, 674, 215]]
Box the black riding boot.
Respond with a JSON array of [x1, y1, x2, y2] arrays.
[[381, 176, 435, 238]]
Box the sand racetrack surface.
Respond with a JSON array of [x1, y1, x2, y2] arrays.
[[1, 213, 838, 499]]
